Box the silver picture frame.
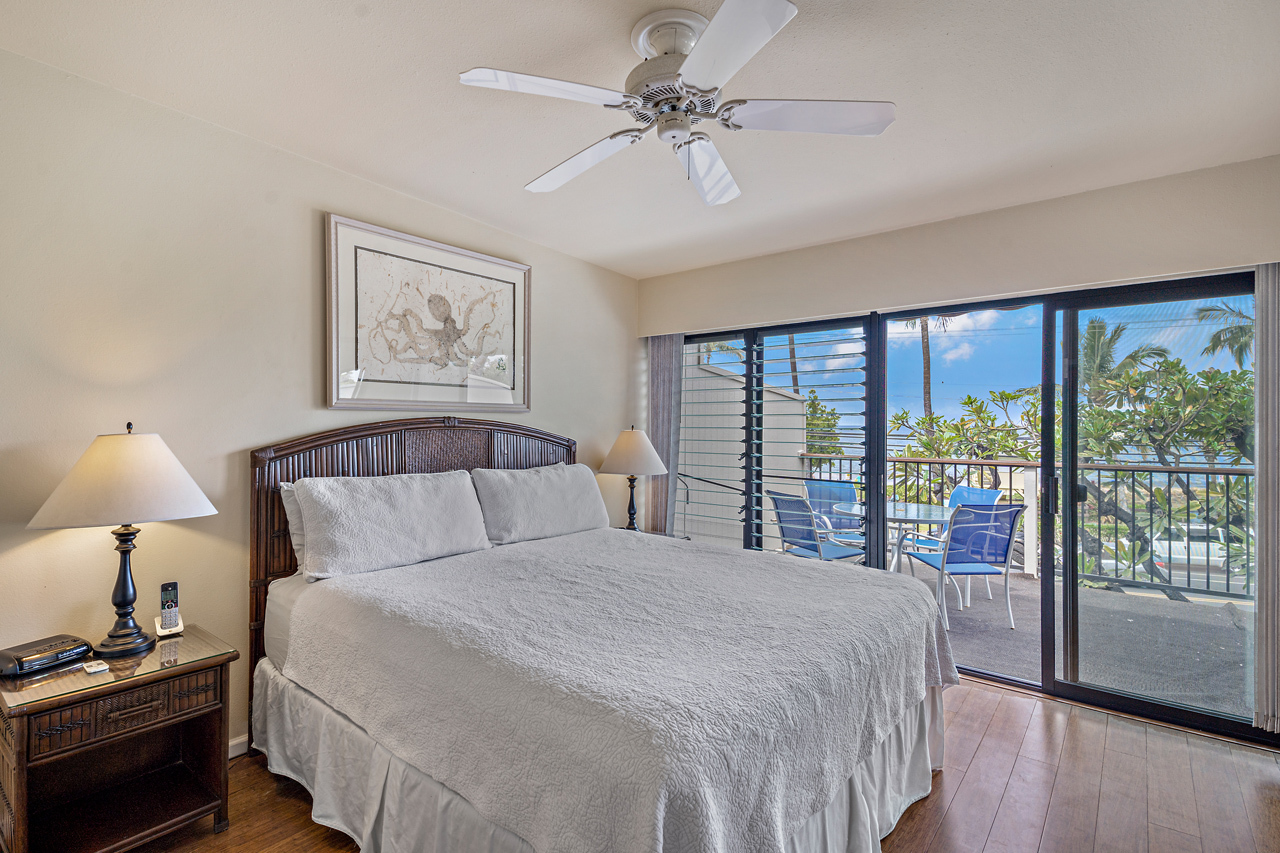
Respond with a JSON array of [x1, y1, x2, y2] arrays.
[[326, 214, 531, 413]]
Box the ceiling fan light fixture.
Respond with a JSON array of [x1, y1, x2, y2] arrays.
[[656, 110, 692, 144], [630, 9, 709, 59]]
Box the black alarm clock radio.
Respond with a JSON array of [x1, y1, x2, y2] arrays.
[[0, 634, 93, 677]]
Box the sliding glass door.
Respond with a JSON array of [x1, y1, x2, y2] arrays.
[[883, 305, 1045, 683], [671, 270, 1271, 744], [1048, 273, 1258, 727]]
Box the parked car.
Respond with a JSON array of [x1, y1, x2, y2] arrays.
[[1098, 524, 1235, 574]]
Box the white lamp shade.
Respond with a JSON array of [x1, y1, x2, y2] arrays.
[[28, 432, 217, 530], [599, 429, 668, 476]]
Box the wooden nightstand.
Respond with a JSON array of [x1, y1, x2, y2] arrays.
[[0, 626, 239, 853]]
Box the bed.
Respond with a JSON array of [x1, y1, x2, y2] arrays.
[[249, 417, 957, 853]]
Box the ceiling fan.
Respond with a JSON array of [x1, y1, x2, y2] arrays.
[[460, 0, 895, 205]]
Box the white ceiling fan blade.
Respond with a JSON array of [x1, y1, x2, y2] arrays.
[[720, 99, 896, 135], [460, 68, 632, 108], [678, 0, 798, 93], [675, 135, 741, 206], [525, 131, 641, 193]]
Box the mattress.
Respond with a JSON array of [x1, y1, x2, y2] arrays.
[[264, 571, 309, 668], [275, 528, 957, 853]]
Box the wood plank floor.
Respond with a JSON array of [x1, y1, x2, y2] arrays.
[[131, 752, 358, 853], [883, 679, 1280, 853], [137, 678, 1280, 853]]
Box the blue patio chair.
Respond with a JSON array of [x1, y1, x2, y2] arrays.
[[766, 491, 865, 563], [899, 485, 1005, 552], [906, 504, 1026, 630], [803, 479, 865, 545]]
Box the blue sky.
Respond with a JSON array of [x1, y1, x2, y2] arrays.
[[887, 306, 1041, 420], [885, 295, 1253, 421], [698, 293, 1253, 431]]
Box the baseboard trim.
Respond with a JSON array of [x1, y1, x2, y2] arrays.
[[229, 734, 249, 759]]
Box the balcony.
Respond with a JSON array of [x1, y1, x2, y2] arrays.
[[872, 453, 1253, 720], [678, 450, 1255, 720]]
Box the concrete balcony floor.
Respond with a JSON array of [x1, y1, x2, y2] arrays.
[[914, 565, 1253, 720]]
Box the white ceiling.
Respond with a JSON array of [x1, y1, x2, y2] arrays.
[[2, 0, 1278, 279]]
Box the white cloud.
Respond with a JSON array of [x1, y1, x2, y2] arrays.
[[941, 342, 976, 363], [887, 309, 1026, 364], [934, 310, 1002, 336], [819, 356, 862, 371], [886, 322, 917, 346]]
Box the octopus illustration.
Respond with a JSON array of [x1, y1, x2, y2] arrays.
[[369, 288, 502, 371]]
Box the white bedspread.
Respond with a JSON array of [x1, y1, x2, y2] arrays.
[[282, 528, 957, 853]]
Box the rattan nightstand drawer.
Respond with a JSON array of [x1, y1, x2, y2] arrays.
[[171, 670, 219, 714], [28, 703, 95, 759], [28, 680, 173, 759], [94, 681, 171, 738]]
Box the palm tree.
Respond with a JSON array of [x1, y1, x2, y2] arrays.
[[1079, 318, 1169, 406], [1196, 302, 1254, 368], [694, 340, 743, 365], [902, 315, 953, 425], [787, 335, 800, 394]]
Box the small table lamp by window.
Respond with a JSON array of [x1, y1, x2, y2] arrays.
[[598, 427, 667, 531], [27, 424, 216, 657]]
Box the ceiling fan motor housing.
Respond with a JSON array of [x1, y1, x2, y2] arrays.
[[624, 53, 719, 129]]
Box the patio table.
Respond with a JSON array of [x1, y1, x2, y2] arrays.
[[832, 501, 956, 572]]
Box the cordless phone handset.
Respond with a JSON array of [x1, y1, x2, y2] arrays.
[[156, 582, 184, 637]]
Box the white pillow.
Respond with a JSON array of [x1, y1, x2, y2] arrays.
[[278, 483, 307, 569], [471, 463, 610, 545], [292, 470, 491, 580]]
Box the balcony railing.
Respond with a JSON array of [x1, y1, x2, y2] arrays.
[[803, 452, 1255, 599], [676, 447, 1256, 601], [1076, 461, 1255, 599]]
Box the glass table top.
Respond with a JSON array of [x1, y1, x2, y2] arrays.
[[831, 501, 956, 523], [1, 624, 236, 712]]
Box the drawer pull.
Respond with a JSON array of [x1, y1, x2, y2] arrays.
[[35, 719, 90, 739], [174, 683, 216, 701], [105, 700, 164, 724]]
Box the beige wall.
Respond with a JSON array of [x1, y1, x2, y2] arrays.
[[0, 50, 639, 745], [638, 155, 1280, 336]]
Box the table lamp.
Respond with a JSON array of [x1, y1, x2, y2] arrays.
[[27, 424, 217, 657], [598, 427, 667, 531]]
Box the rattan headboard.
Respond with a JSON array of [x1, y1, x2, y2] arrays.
[[248, 417, 576, 689]]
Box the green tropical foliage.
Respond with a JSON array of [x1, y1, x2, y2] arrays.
[[1079, 318, 1169, 405], [1196, 302, 1254, 368], [888, 388, 1047, 501], [1081, 357, 1255, 466], [805, 390, 843, 462]]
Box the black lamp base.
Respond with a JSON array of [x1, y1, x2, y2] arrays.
[[625, 475, 638, 531], [95, 524, 157, 658], [94, 631, 156, 658]]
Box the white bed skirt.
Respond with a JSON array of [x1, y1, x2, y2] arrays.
[[252, 658, 945, 853]]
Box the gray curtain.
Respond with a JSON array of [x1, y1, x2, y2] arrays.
[[1256, 263, 1279, 732], [646, 334, 684, 535]]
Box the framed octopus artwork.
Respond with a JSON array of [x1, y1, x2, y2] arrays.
[[327, 214, 530, 412]]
